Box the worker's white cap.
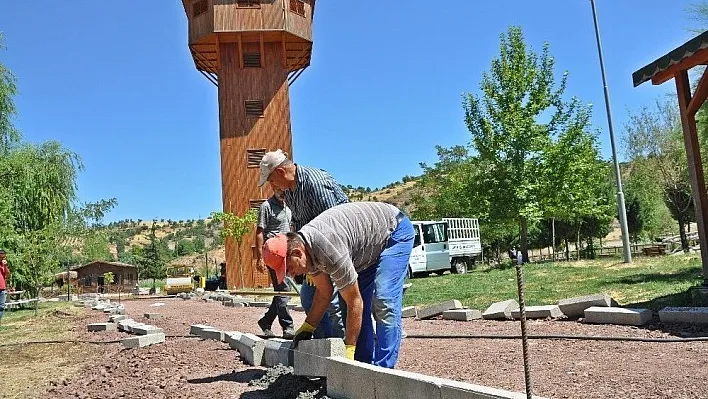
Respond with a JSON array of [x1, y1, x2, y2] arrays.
[[258, 149, 288, 187]]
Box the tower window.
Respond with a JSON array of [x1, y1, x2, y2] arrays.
[[243, 52, 261, 68], [245, 100, 264, 117], [289, 0, 305, 17], [192, 0, 208, 17], [247, 149, 266, 168], [237, 0, 260, 8]]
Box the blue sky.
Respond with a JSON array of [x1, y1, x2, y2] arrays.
[[0, 1, 701, 222]]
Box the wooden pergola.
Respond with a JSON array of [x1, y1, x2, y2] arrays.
[[633, 30, 708, 286]]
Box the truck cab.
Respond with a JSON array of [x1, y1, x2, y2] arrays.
[[408, 221, 452, 278], [408, 218, 481, 278]]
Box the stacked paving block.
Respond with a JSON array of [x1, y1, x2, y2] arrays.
[[583, 306, 652, 326], [442, 309, 482, 321], [226, 332, 243, 349], [658, 307, 708, 324], [557, 293, 616, 319], [262, 338, 292, 367], [87, 323, 117, 332], [293, 338, 346, 377], [109, 314, 126, 322], [189, 324, 214, 336], [234, 333, 266, 366], [511, 305, 564, 320], [482, 300, 519, 320], [132, 325, 164, 335], [200, 328, 225, 341], [416, 300, 463, 320], [122, 333, 166, 349], [325, 357, 547, 399], [402, 306, 417, 318]]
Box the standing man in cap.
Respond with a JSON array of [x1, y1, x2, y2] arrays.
[[258, 149, 348, 339], [262, 202, 414, 368], [254, 189, 295, 339], [0, 249, 11, 323]]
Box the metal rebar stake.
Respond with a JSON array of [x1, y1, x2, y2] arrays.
[[515, 261, 533, 399]]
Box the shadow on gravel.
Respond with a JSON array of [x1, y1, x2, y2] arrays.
[[188, 368, 266, 384]]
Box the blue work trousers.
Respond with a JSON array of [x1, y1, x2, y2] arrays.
[[354, 215, 414, 368], [299, 280, 345, 339]]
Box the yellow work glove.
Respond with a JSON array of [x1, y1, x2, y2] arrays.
[[291, 321, 316, 349], [345, 345, 356, 360], [305, 274, 315, 286]]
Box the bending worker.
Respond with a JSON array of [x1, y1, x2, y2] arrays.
[[262, 202, 414, 368], [258, 149, 348, 339]]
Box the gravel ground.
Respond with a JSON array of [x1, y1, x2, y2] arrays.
[[33, 297, 708, 399]]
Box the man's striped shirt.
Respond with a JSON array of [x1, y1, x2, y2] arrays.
[[299, 202, 402, 289], [283, 165, 349, 231]]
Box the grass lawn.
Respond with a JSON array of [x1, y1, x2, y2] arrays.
[[0, 302, 100, 398], [403, 253, 704, 311]]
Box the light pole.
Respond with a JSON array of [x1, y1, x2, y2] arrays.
[[590, 0, 632, 263]]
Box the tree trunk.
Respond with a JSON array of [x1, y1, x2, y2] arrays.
[[32, 257, 39, 316], [576, 223, 582, 261], [565, 238, 570, 261], [520, 217, 529, 263], [552, 217, 556, 262], [678, 217, 689, 252], [237, 240, 245, 289]]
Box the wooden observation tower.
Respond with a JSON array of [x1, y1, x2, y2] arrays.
[[181, 0, 316, 288]]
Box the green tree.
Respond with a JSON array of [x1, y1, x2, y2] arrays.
[[543, 106, 614, 260], [211, 209, 258, 289], [193, 234, 206, 253], [135, 222, 170, 293], [0, 34, 20, 154], [625, 100, 691, 248], [463, 26, 579, 262], [176, 238, 196, 256]]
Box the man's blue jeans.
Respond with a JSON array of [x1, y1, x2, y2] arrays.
[[299, 281, 345, 339], [354, 215, 414, 368]]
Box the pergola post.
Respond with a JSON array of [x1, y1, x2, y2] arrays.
[[633, 31, 708, 295], [675, 70, 708, 287]]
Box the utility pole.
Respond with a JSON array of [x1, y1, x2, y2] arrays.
[[590, 0, 632, 263]]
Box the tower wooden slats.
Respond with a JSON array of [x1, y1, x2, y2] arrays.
[[182, 0, 314, 288]]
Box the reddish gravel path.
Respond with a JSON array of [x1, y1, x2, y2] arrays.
[[32, 297, 708, 398]]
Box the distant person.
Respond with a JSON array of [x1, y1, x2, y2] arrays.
[[219, 262, 227, 290], [263, 202, 414, 368], [258, 149, 348, 339], [508, 247, 517, 263], [0, 249, 11, 323], [255, 190, 295, 339]]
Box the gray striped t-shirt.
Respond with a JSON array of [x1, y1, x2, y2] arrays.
[[299, 202, 401, 289]]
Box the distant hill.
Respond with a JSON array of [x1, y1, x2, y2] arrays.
[[96, 178, 420, 269], [342, 179, 419, 214]]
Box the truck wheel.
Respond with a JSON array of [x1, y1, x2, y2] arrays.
[[407, 266, 414, 279], [451, 259, 467, 274]]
